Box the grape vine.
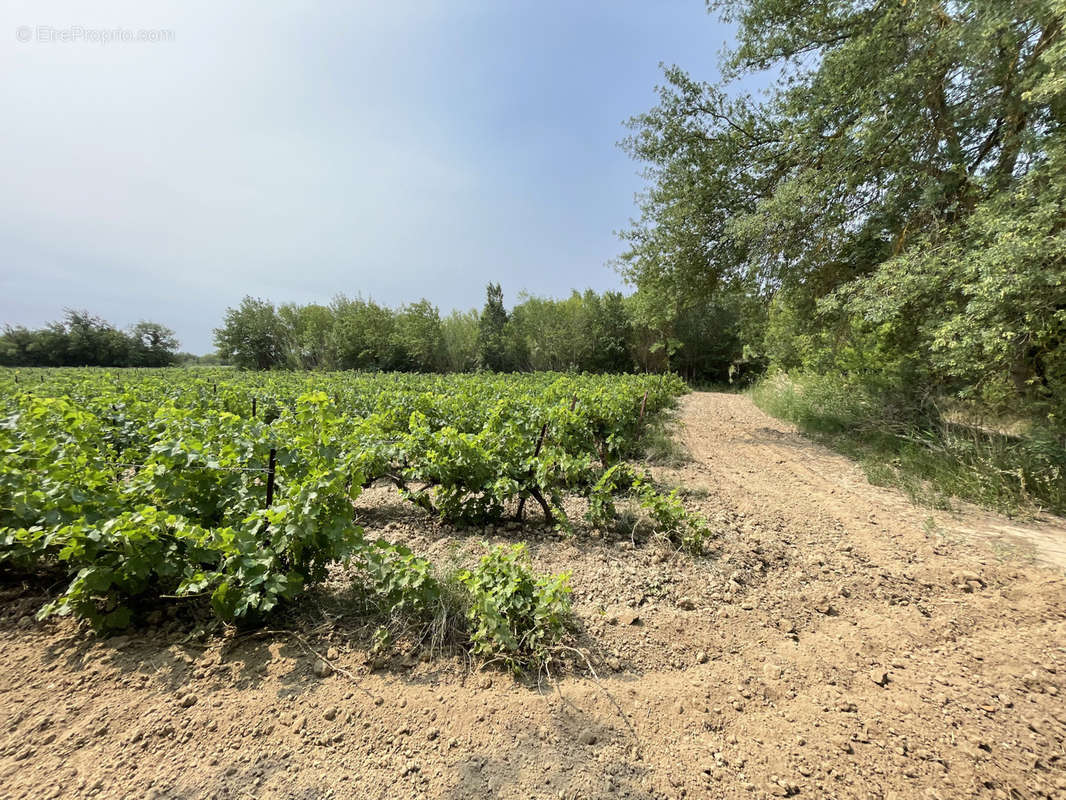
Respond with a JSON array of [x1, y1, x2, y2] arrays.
[[0, 368, 705, 663]]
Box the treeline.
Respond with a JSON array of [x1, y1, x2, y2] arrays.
[[0, 310, 180, 368], [213, 286, 752, 381], [621, 0, 1066, 427], [615, 0, 1066, 512]]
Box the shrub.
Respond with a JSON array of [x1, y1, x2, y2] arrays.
[[456, 544, 571, 670], [586, 464, 711, 553], [361, 540, 443, 617]]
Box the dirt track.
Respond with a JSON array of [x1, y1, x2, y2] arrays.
[[2, 391, 1065, 799]]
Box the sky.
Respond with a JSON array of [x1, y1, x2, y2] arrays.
[[1, 1, 737, 354]]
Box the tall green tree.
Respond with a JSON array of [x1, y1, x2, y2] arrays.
[[584, 291, 634, 373], [0, 312, 179, 367], [440, 309, 480, 372], [279, 303, 334, 370], [129, 321, 180, 367], [396, 300, 445, 372], [214, 297, 286, 370], [476, 283, 512, 371], [621, 0, 1066, 418]]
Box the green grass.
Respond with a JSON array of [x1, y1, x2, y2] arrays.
[[751, 373, 1066, 518], [640, 409, 690, 467]]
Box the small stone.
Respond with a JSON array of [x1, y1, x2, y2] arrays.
[[323, 707, 338, 721], [577, 728, 599, 746], [869, 668, 889, 687], [695, 650, 708, 665], [180, 694, 198, 709], [763, 663, 783, 681], [426, 728, 439, 741], [312, 660, 333, 679]]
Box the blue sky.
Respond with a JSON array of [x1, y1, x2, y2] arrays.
[[1, 1, 737, 353]]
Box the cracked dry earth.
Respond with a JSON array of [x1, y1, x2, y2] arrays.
[[2, 391, 1066, 800]]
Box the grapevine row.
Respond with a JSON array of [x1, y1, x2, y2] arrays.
[[0, 369, 706, 661]]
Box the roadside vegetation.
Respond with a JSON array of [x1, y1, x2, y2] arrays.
[[618, 0, 1065, 518], [752, 373, 1066, 517]]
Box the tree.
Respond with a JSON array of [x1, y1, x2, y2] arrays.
[[396, 300, 444, 372], [0, 326, 42, 366], [620, 0, 1066, 418], [585, 291, 634, 373], [509, 293, 579, 371], [329, 295, 402, 371], [476, 283, 512, 371], [62, 310, 130, 366], [440, 309, 480, 372], [213, 297, 286, 370], [0, 312, 180, 367], [279, 303, 334, 370], [129, 321, 179, 367]]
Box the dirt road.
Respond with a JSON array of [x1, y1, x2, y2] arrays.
[[678, 392, 1066, 572], [2, 392, 1064, 799]]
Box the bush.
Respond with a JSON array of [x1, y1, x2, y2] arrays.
[[350, 541, 573, 670], [362, 540, 442, 617], [586, 464, 711, 553], [456, 544, 571, 670]]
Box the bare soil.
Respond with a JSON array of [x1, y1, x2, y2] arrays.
[[2, 391, 1065, 800]]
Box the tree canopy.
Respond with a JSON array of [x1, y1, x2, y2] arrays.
[[620, 0, 1065, 423], [0, 311, 180, 367]]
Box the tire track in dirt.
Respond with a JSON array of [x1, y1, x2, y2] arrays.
[[676, 391, 1066, 572]]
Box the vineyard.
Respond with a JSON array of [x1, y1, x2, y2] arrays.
[[0, 368, 703, 666], [3, 377, 1065, 799]]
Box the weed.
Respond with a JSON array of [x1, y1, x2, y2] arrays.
[[752, 373, 1066, 516]]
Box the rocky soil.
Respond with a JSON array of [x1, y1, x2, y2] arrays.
[[2, 391, 1065, 800]]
